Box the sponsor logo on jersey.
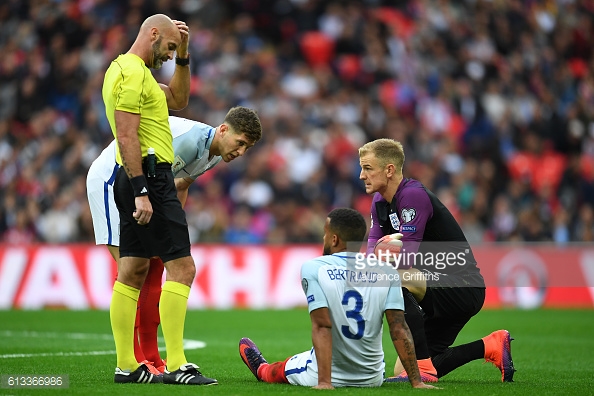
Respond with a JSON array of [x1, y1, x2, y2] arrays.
[[401, 225, 416, 232], [171, 155, 186, 174], [401, 208, 416, 223], [307, 294, 315, 303], [389, 213, 400, 231], [370, 215, 374, 229]]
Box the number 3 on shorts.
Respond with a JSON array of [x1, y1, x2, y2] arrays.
[[341, 290, 365, 339]]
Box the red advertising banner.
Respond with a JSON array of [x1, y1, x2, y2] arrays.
[[475, 245, 594, 308], [0, 244, 592, 309]]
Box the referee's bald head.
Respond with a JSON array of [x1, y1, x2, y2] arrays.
[[140, 14, 176, 34]]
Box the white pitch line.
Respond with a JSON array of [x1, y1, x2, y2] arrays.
[[0, 350, 117, 359], [0, 331, 206, 359], [0, 330, 114, 340]]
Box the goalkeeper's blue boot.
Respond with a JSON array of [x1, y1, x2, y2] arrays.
[[483, 329, 516, 382], [239, 337, 267, 381]]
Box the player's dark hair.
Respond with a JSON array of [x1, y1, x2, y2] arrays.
[[224, 106, 262, 144], [327, 208, 367, 248]]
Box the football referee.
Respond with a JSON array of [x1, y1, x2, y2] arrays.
[[102, 14, 216, 385]]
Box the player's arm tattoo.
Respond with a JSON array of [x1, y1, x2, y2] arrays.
[[117, 140, 134, 178], [114, 110, 143, 178], [385, 309, 422, 384]]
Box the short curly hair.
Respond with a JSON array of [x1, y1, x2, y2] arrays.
[[327, 208, 367, 247], [224, 106, 262, 144]]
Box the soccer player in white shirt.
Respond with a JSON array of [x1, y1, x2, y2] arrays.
[[87, 107, 261, 373], [238, 208, 437, 389]]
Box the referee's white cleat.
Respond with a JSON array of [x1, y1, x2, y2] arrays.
[[163, 363, 218, 385], [114, 362, 163, 383]]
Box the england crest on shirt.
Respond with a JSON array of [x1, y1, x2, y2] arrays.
[[389, 212, 400, 231]]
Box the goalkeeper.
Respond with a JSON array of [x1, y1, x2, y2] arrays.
[[358, 138, 515, 383]]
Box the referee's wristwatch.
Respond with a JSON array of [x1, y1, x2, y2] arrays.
[[175, 55, 189, 66]]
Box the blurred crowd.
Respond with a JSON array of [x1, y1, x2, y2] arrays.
[[1, 0, 594, 245]]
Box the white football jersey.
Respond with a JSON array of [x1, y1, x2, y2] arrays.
[[86, 116, 222, 246], [167, 116, 222, 180], [96, 116, 221, 181], [300, 252, 404, 386]]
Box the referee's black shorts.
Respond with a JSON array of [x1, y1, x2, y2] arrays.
[[114, 164, 191, 263], [420, 285, 485, 357]]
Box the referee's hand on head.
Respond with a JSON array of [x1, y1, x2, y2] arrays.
[[133, 196, 153, 225]]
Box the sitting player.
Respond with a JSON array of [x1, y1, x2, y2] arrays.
[[238, 208, 437, 389]]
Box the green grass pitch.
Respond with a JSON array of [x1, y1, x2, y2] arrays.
[[1, 308, 593, 395]]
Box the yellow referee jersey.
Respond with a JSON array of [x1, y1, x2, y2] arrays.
[[102, 53, 174, 165]]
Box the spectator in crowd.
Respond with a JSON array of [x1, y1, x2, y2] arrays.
[[1, 0, 594, 245]]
